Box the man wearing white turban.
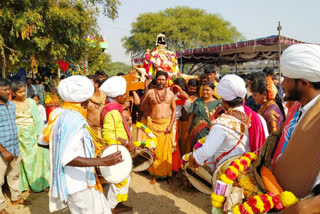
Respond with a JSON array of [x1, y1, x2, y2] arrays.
[[39, 76, 123, 214], [271, 44, 320, 213], [189, 75, 268, 171], [99, 76, 134, 213]]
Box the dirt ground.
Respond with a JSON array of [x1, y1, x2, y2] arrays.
[[3, 171, 212, 214]]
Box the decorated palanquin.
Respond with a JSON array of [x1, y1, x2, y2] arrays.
[[143, 33, 181, 85]]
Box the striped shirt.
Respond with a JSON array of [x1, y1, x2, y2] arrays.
[[0, 100, 19, 157]]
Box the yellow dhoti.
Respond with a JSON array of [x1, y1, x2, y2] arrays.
[[141, 116, 173, 178]]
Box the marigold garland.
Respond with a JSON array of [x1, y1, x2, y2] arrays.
[[115, 178, 128, 188], [116, 193, 128, 202], [232, 191, 298, 214], [134, 122, 158, 149], [220, 152, 257, 185], [266, 76, 277, 100]]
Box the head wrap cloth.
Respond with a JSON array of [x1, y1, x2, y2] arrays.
[[217, 74, 247, 101], [58, 75, 94, 102], [281, 44, 320, 82], [99, 76, 127, 98]]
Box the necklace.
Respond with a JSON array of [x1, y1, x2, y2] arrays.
[[155, 89, 167, 103]]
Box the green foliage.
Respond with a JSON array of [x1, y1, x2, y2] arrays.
[[122, 6, 244, 57], [107, 62, 131, 77], [0, 0, 121, 77], [220, 67, 233, 77], [88, 50, 112, 74]]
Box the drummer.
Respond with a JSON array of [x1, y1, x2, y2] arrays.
[[39, 76, 123, 214], [99, 76, 135, 213], [189, 75, 268, 170]]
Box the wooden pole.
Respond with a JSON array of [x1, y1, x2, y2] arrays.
[[131, 52, 134, 72], [277, 21, 282, 82]]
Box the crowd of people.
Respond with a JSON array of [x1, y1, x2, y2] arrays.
[[0, 44, 320, 214]]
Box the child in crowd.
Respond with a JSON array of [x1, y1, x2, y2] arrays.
[[32, 94, 47, 124]]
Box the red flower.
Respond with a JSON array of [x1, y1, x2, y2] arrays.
[[273, 195, 285, 211], [267, 192, 275, 197], [263, 201, 271, 212], [251, 206, 260, 214], [239, 204, 250, 214], [259, 194, 268, 202], [247, 197, 257, 207], [244, 153, 252, 160], [240, 159, 248, 169], [225, 168, 237, 180], [230, 162, 240, 170]]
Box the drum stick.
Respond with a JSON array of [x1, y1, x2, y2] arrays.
[[110, 114, 119, 152]]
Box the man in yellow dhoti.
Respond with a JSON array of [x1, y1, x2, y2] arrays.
[[140, 70, 176, 183]]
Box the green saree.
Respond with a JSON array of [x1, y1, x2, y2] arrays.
[[187, 98, 222, 153], [16, 98, 50, 192]]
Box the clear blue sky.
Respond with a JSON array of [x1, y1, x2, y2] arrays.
[[98, 0, 320, 64]]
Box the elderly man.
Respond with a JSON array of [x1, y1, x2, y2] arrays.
[[189, 75, 268, 170], [140, 70, 176, 183], [99, 76, 134, 213], [271, 44, 320, 213], [0, 79, 31, 214], [39, 76, 122, 214]]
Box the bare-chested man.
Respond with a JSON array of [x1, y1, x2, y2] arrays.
[[140, 70, 176, 183]]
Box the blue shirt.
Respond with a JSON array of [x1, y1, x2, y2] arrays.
[[0, 100, 19, 157]]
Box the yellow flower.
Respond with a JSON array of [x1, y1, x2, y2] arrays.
[[151, 137, 157, 143], [234, 159, 244, 171], [229, 166, 239, 176], [243, 202, 254, 214], [220, 174, 234, 184], [232, 205, 241, 214], [183, 154, 189, 161], [280, 191, 299, 208], [266, 194, 274, 208], [116, 194, 128, 202], [253, 195, 265, 212], [211, 193, 225, 203], [211, 200, 223, 208], [145, 141, 151, 148], [115, 178, 128, 188], [200, 137, 206, 144], [144, 128, 152, 134], [133, 141, 141, 147], [247, 152, 257, 160], [136, 122, 143, 128]]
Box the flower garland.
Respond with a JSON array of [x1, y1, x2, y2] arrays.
[[209, 152, 299, 213], [133, 122, 157, 149], [180, 137, 207, 169], [266, 76, 277, 100], [181, 153, 191, 170], [220, 152, 257, 185], [232, 191, 299, 214], [116, 193, 128, 202]]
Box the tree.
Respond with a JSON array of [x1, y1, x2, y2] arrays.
[[0, 0, 121, 77], [106, 62, 131, 77], [122, 7, 244, 58]]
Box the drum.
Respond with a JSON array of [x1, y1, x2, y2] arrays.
[[99, 144, 132, 184], [184, 162, 214, 195], [131, 148, 154, 172]]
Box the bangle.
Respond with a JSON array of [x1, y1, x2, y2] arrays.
[[125, 141, 128, 146]]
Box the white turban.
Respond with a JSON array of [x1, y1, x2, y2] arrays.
[[217, 74, 247, 101], [100, 76, 127, 98], [281, 44, 320, 82], [58, 75, 94, 102]]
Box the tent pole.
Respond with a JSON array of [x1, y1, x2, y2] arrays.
[[277, 21, 282, 82]]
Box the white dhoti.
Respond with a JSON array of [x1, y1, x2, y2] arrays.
[[107, 176, 131, 209], [67, 188, 111, 214]]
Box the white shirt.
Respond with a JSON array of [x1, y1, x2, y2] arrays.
[[193, 106, 249, 170], [61, 127, 89, 195], [37, 104, 47, 123]]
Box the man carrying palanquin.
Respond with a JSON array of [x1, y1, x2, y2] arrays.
[[39, 76, 123, 214], [270, 44, 320, 213], [99, 76, 135, 213], [140, 70, 176, 183]]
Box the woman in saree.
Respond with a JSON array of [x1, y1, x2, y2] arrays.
[[250, 73, 285, 133], [11, 81, 50, 192], [184, 81, 223, 154]]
